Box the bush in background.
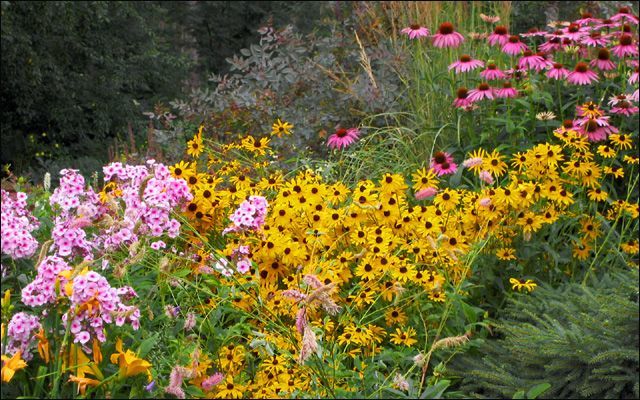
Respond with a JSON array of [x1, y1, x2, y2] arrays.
[[448, 268, 640, 398]]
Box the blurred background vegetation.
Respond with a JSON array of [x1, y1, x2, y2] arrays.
[[0, 0, 629, 181]]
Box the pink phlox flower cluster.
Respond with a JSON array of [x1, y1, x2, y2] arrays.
[[101, 162, 192, 251], [223, 195, 268, 234], [1, 190, 40, 259], [49, 169, 103, 259], [212, 257, 233, 277], [62, 269, 140, 346], [4, 312, 41, 361], [21, 256, 72, 307], [151, 240, 167, 250], [231, 245, 253, 274]]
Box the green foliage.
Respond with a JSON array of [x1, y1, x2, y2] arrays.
[[448, 268, 640, 399], [166, 17, 403, 167], [1, 1, 190, 176], [161, 1, 331, 76]]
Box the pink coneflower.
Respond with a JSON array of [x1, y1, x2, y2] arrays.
[[562, 23, 587, 41], [467, 82, 494, 102], [608, 93, 633, 107], [430, 151, 458, 176], [567, 62, 599, 85], [487, 25, 510, 46], [553, 119, 578, 136], [521, 27, 546, 38], [504, 67, 527, 80], [611, 7, 639, 25], [575, 12, 601, 26], [539, 32, 563, 53], [517, 50, 547, 70], [480, 13, 501, 24], [631, 89, 639, 102], [611, 23, 635, 38], [453, 87, 472, 108], [610, 100, 639, 116], [448, 54, 484, 73], [596, 18, 620, 30], [546, 62, 570, 80], [580, 31, 611, 47], [327, 128, 360, 149], [590, 48, 616, 71], [535, 51, 554, 70], [630, 66, 639, 84], [611, 34, 638, 58], [495, 81, 518, 98], [502, 35, 529, 56], [401, 24, 430, 39], [469, 32, 488, 41], [432, 22, 465, 48], [480, 63, 507, 80], [415, 187, 438, 200], [576, 117, 618, 142]]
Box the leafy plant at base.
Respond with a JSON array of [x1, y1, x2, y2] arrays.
[[447, 268, 640, 399]]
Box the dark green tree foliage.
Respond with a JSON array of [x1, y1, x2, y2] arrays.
[[449, 269, 639, 399], [1, 1, 190, 174], [161, 1, 329, 77]]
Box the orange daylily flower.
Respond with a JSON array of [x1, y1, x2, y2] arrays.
[[63, 344, 103, 381], [110, 338, 153, 381], [68, 374, 101, 395], [1, 351, 28, 382], [92, 339, 103, 364], [35, 328, 51, 363]]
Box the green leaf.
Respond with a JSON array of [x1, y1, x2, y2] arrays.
[[419, 380, 450, 399], [526, 383, 551, 399], [172, 268, 192, 278], [137, 333, 159, 357], [512, 390, 526, 399]]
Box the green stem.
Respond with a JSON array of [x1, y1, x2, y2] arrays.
[[51, 311, 72, 398]]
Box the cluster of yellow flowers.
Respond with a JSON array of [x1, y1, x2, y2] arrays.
[[146, 111, 637, 397]]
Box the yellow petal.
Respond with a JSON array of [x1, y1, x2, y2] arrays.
[[115, 337, 124, 354], [92, 339, 103, 364]]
